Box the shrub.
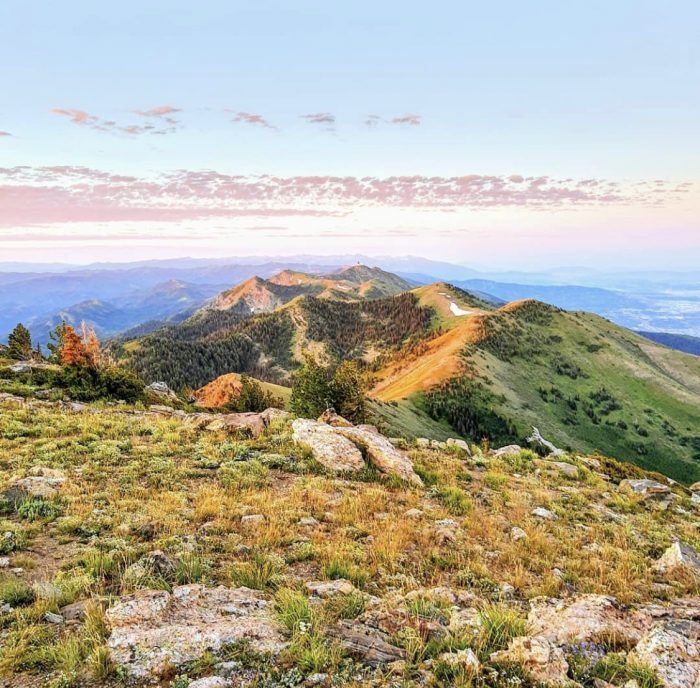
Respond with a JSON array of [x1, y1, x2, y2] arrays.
[[0, 578, 36, 606], [17, 497, 64, 521]]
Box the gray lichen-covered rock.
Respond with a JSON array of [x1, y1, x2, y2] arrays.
[[291, 419, 365, 472], [106, 584, 285, 679], [329, 620, 406, 666], [527, 595, 644, 646], [629, 620, 700, 688], [491, 636, 569, 686], [335, 425, 423, 485], [654, 541, 700, 575]]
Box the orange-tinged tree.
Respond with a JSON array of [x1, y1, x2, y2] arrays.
[[60, 325, 86, 366], [84, 326, 102, 368]]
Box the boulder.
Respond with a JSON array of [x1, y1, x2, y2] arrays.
[[305, 579, 357, 598], [317, 409, 353, 427], [0, 393, 25, 407], [527, 427, 565, 457], [437, 648, 480, 674], [205, 412, 267, 437], [335, 426, 423, 485], [8, 362, 32, 374], [654, 542, 700, 575], [106, 585, 285, 679], [188, 679, 229, 688], [527, 595, 644, 647], [147, 382, 178, 400], [329, 620, 405, 667], [629, 620, 700, 688], [490, 445, 522, 458], [536, 460, 579, 479], [291, 419, 364, 472], [620, 479, 675, 507], [446, 438, 471, 454], [3, 466, 66, 502], [531, 507, 557, 521], [491, 636, 569, 686]]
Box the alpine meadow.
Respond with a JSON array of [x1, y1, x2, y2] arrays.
[[1, 3, 700, 688]]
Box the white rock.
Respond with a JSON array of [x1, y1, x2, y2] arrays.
[[532, 507, 557, 520], [654, 541, 700, 574]]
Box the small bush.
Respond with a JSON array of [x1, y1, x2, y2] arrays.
[[17, 497, 64, 521], [0, 578, 36, 606]]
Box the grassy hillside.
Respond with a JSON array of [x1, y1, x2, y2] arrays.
[[0, 386, 697, 687], [417, 301, 700, 483], [117, 274, 700, 481]]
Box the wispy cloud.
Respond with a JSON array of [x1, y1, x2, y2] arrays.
[[301, 112, 336, 131], [51, 106, 182, 135], [231, 111, 277, 130], [0, 166, 691, 228], [390, 113, 421, 126]]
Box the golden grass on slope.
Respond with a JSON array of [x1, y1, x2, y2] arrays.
[[371, 317, 485, 401], [194, 372, 292, 409]]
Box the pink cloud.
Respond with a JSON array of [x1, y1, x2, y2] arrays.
[[134, 105, 181, 118], [390, 114, 421, 126], [51, 106, 181, 136], [0, 166, 691, 228], [231, 112, 277, 129], [0, 131, 12, 137]]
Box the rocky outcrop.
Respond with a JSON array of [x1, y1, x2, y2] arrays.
[[329, 620, 406, 667], [491, 636, 569, 686], [2, 466, 66, 502], [620, 478, 675, 508], [335, 425, 423, 486], [527, 595, 644, 646], [291, 419, 365, 472], [630, 621, 700, 688], [291, 418, 422, 484], [655, 541, 700, 575], [106, 584, 285, 679]]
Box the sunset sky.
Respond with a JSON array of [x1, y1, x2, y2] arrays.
[[1, 1, 698, 268]]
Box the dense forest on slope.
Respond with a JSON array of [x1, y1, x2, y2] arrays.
[[116, 293, 436, 391]]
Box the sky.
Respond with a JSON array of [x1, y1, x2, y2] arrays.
[[0, 1, 698, 269]]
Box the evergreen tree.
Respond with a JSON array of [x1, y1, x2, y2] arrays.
[[329, 360, 367, 423], [290, 354, 332, 419], [47, 322, 68, 363], [7, 323, 32, 360]]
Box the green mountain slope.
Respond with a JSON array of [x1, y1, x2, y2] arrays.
[[420, 301, 700, 483]]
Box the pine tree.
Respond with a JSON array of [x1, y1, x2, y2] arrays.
[[47, 322, 68, 363], [290, 354, 332, 419], [60, 325, 86, 366], [7, 323, 32, 360], [330, 360, 367, 423]]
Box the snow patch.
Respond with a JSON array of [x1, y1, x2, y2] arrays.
[[450, 302, 473, 317]]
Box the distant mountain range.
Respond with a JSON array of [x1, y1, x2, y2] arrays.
[[637, 331, 700, 357], [1, 256, 699, 345]]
